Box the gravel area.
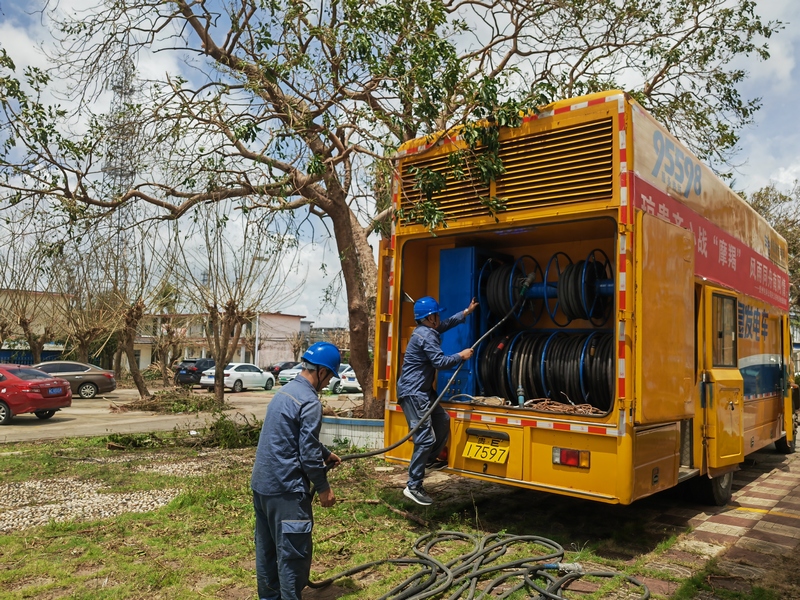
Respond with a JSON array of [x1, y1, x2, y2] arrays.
[[0, 448, 255, 533]]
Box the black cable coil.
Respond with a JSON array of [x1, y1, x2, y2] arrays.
[[485, 264, 522, 317], [479, 331, 614, 410], [558, 262, 586, 321], [308, 530, 650, 599]]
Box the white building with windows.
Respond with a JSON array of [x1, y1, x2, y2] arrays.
[[132, 311, 306, 370]]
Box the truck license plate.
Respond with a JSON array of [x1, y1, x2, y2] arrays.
[[462, 435, 509, 464]]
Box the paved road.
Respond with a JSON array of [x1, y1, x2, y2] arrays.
[[0, 386, 363, 444], [0, 387, 276, 444]]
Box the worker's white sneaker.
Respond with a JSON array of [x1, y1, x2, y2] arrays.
[[403, 486, 433, 506]]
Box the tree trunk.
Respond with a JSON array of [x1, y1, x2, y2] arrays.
[[329, 203, 380, 418], [207, 308, 228, 406], [17, 319, 49, 364], [29, 338, 44, 365], [206, 301, 248, 406], [76, 342, 90, 364], [124, 337, 150, 399], [160, 360, 172, 387], [113, 346, 123, 379], [24, 333, 45, 364], [122, 299, 150, 399]]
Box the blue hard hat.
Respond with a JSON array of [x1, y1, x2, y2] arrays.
[[414, 296, 446, 320], [302, 341, 341, 374]]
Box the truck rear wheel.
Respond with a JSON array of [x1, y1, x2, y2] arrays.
[[775, 433, 796, 454], [775, 414, 797, 454], [692, 471, 733, 506]]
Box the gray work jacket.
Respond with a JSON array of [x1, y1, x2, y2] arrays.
[[396, 311, 466, 403], [251, 376, 332, 496]]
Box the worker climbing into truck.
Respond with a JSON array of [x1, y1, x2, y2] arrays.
[[397, 295, 479, 505]]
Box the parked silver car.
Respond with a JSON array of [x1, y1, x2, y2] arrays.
[[277, 364, 304, 385], [279, 362, 353, 393]]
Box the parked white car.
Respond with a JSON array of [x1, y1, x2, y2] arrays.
[[200, 363, 275, 392], [338, 366, 362, 393], [280, 362, 355, 393], [328, 364, 354, 394], [277, 364, 304, 385]]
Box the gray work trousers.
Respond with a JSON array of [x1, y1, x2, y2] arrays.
[[399, 392, 450, 489], [253, 490, 313, 600]]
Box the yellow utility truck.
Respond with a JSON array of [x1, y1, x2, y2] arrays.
[[374, 90, 796, 505]]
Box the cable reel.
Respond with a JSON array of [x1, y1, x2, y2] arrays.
[[580, 331, 614, 411], [581, 249, 614, 327], [544, 252, 573, 326], [517, 249, 614, 327], [479, 330, 613, 409], [485, 255, 543, 327], [479, 333, 514, 399]]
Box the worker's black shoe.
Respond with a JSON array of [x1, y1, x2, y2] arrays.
[[425, 460, 448, 472], [403, 486, 433, 506]]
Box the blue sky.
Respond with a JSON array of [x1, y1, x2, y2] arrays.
[[1, 0, 799, 327], [733, 0, 800, 194]]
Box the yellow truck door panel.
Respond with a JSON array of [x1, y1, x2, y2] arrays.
[[636, 213, 695, 424], [705, 372, 745, 465], [704, 291, 745, 468]]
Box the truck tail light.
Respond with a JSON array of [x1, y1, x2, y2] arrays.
[[552, 447, 590, 469]]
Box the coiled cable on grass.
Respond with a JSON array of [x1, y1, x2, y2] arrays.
[[308, 530, 650, 600]]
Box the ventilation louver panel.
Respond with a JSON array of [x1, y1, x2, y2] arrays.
[[399, 119, 614, 224]]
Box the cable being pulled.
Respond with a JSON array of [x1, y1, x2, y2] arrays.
[[307, 531, 650, 599], [338, 275, 534, 463]]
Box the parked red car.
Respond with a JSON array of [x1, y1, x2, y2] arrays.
[[0, 365, 72, 425]]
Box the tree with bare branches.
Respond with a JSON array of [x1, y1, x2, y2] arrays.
[[286, 331, 308, 362], [174, 202, 298, 404], [0, 0, 781, 416], [0, 223, 66, 364], [44, 239, 119, 363]]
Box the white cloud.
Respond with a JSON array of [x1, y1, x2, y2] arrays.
[[731, 1, 800, 194]]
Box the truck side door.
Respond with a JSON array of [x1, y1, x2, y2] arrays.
[[703, 290, 744, 467]]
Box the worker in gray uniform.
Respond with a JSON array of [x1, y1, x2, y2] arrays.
[[397, 296, 478, 505], [251, 341, 342, 600]]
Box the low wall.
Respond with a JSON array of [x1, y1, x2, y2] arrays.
[[320, 416, 384, 449]]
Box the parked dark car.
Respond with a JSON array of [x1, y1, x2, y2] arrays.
[[0, 364, 72, 424], [174, 358, 216, 386], [266, 361, 298, 379], [33, 361, 117, 399]]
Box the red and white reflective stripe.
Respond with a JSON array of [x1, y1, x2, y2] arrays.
[[612, 93, 628, 402], [385, 174, 401, 407], [387, 404, 621, 436]]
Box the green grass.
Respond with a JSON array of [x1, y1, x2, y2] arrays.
[[0, 436, 791, 599]]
